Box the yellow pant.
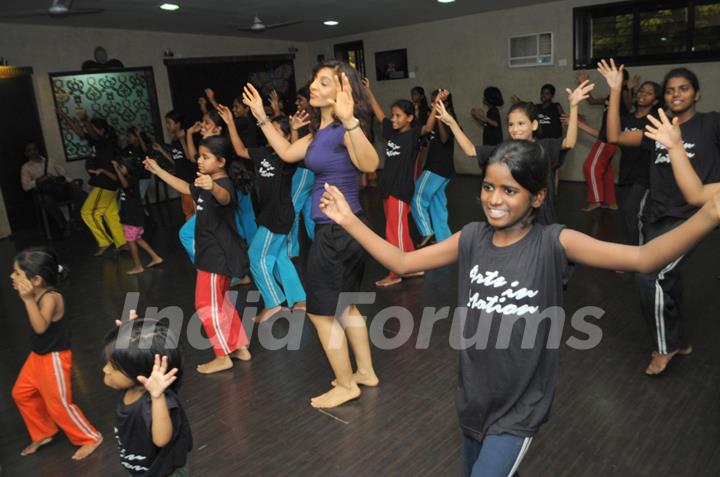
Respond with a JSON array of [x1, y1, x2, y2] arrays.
[[81, 187, 126, 248]]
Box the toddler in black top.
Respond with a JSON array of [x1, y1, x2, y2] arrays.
[[112, 160, 163, 275], [104, 317, 192, 477], [365, 80, 436, 286]]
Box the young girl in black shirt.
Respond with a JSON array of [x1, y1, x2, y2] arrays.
[[145, 135, 251, 374], [410, 86, 432, 180], [471, 86, 504, 146], [104, 318, 192, 476], [366, 81, 434, 286], [318, 140, 720, 477], [111, 160, 163, 275], [11, 248, 102, 460]]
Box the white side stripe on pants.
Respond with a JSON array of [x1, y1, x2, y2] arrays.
[[414, 173, 432, 233], [507, 436, 533, 477], [51, 352, 99, 440], [653, 256, 683, 354], [588, 142, 605, 202], [210, 274, 231, 354]]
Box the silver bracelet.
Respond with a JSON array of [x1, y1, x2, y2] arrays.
[[257, 117, 270, 127]]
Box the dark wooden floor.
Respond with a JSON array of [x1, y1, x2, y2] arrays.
[[1, 177, 719, 477]]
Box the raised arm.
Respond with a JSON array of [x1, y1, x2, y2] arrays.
[[144, 157, 190, 195], [564, 113, 600, 138], [289, 110, 311, 143], [363, 78, 386, 122], [136, 355, 177, 448], [269, 90, 283, 117], [331, 73, 378, 172], [204, 88, 220, 111], [435, 100, 476, 157], [56, 108, 87, 139], [597, 59, 643, 147], [576, 70, 606, 106], [320, 184, 459, 273], [561, 193, 720, 273], [435, 90, 451, 144], [185, 122, 202, 162], [561, 80, 595, 149], [216, 104, 250, 159], [243, 83, 309, 162], [645, 109, 720, 206]]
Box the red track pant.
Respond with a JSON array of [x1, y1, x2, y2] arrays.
[[384, 196, 415, 279], [195, 271, 249, 356], [12, 350, 100, 445], [582, 140, 617, 205]]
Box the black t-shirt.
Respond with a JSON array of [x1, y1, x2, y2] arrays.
[[380, 118, 420, 203], [476, 137, 564, 225], [189, 176, 249, 277], [607, 113, 652, 188], [121, 145, 151, 179], [641, 112, 720, 223], [536, 102, 563, 139], [235, 116, 260, 148], [456, 222, 568, 442], [248, 146, 296, 234], [170, 138, 196, 183], [86, 136, 118, 190], [119, 176, 145, 227], [483, 107, 503, 146], [30, 290, 71, 355], [114, 390, 192, 477], [424, 123, 456, 178]]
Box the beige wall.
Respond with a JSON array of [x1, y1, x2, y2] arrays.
[[1, 23, 311, 179], [306, 0, 720, 181]]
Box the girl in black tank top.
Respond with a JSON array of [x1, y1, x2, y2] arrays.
[[11, 247, 103, 460]]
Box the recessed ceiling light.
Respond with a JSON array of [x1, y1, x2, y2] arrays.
[[323, 20, 339, 26], [160, 3, 180, 11], [437, 0, 456, 3]]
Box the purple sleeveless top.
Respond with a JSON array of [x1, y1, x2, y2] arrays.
[[304, 124, 362, 223]]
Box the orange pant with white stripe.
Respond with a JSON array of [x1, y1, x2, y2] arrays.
[[195, 271, 249, 356], [383, 196, 415, 279], [12, 350, 100, 445]]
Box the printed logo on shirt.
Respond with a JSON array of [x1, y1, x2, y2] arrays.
[[196, 196, 204, 211], [538, 113, 551, 125], [114, 426, 150, 472], [654, 141, 696, 164], [386, 140, 402, 158], [466, 266, 539, 316], [259, 158, 276, 178], [171, 148, 184, 161]]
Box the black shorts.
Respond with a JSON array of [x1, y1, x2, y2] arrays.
[[306, 219, 367, 316]]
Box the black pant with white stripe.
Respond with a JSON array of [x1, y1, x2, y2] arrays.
[[635, 216, 692, 354]]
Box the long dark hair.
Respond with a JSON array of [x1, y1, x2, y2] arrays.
[[15, 247, 68, 287], [104, 318, 184, 392], [199, 135, 253, 194], [411, 86, 430, 124], [637, 80, 664, 114], [307, 60, 373, 138]]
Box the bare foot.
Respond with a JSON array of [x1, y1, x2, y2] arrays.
[[72, 435, 103, 460], [401, 271, 425, 279], [645, 346, 692, 375], [581, 203, 602, 212], [375, 276, 402, 287], [126, 267, 144, 275], [20, 436, 54, 456], [146, 257, 163, 268], [291, 301, 306, 312], [93, 245, 110, 256], [331, 370, 380, 388], [197, 355, 233, 374], [310, 382, 361, 409], [230, 347, 252, 361], [253, 305, 284, 324]]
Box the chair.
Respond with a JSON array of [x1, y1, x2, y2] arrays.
[[34, 179, 84, 241]]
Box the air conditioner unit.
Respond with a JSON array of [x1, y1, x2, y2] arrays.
[[508, 32, 553, 68]]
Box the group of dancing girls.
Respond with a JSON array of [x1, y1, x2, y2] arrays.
[[11, 58, 720, 476]]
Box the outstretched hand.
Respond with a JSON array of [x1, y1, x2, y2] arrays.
[[143, 157, 162, 175], [435, 100, 456, 126], [319, 183, 354, 225], [290, 110, 311, 131], [137, 354, 178, 400], [216, 104, 234, 125], [328, 72, 355, 124], [645, 108, 684, 150], [567, 80, 595, 107], [596, 58, 624, 91], [242, 83, 267, 121], [194, 172, 214, 191]]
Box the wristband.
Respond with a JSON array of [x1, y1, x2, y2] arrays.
[[257, 117, 270, 127], [345, 119, 361, 131]]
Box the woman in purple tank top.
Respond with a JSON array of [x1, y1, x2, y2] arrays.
[[243, 60, 380, 409]]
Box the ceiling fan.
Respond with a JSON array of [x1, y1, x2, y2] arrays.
[[236, 15, 303, 33], [0, 0, 105, 18]]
